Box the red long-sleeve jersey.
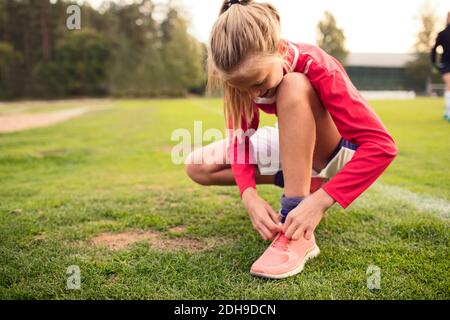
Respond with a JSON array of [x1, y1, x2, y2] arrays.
[[226, 40, 398, 208]]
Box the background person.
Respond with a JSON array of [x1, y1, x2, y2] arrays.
[[431, 11, 450, 121]]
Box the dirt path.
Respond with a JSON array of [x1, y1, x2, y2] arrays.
[[0, 107, 90, 133]]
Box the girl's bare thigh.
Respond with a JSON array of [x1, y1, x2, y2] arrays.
[[185, 139, 275, 185], [185, 139, 230, 172]]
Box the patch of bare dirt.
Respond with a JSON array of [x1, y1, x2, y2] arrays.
[[168, 225, 187, 233], [89, 229, 223, 252], [0, 107, 89, 133]]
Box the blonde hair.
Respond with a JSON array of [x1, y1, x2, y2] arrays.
[[447, 11, 450, 25], [207, 0, 290, 131]]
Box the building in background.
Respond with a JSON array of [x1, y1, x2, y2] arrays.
[[345, 53, 417, 91]]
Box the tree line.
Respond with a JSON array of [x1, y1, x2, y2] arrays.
[[0, 0, 206, 100], [0, 0, 445, 100]]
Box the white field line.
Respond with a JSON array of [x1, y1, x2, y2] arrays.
[[361, 91, 416, 100], [372, 182, 450, 219]]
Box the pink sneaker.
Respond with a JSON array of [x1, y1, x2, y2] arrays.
[[250, 232, 320, 279]]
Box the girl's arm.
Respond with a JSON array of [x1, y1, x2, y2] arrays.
[[227, 106, 260, 197], [431, 32, 442, 67], [227, 107, 282, 240], [306, 53, 398, 209]]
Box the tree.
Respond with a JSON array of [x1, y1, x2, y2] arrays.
[[317, 11, 348, 64], [405, 1, 441, 92], [57, 29, 111, 95], [0, 41, 23, 98], [160, 7, 206, 95], [102, 1, 160, 96], [0, 0, 206, 99]]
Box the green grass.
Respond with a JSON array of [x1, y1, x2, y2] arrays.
[[0, 97, 448, 299]]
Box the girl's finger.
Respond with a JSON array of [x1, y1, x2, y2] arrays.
[[262, 216, 281, 235], [285, 222, 300, 239], [258, 223, 274, 241], [254, 221, 269, 240], [283, 214, 293, 232], [304, 227, 313, 240], [266, 204, 281, 224], [292, 226, 306, 241], [264, 220, 282, 234]]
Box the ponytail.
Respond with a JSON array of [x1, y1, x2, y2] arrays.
[[207, 0, 289, 131]]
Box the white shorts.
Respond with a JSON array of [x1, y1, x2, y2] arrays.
[[249, 122, 357, 178]]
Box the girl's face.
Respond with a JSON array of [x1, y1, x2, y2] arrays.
[[226, 55, 284, 100]]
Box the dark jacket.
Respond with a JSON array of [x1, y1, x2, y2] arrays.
[[432, 24, 450, 67]]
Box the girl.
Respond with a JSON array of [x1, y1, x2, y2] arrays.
[[185, 0, 397, 279], [431, 11, 450, 122]]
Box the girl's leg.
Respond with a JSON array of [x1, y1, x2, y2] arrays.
[[276, 73, 341, 198], [442, 73, 450, 119], [185, 139, 275, 186], [186, 70, 342, 192]]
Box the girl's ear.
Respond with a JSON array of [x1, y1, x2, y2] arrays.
[[277, 39, 287, 54]]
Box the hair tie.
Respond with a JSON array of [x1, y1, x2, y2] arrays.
[[227, 0, 242, 7]]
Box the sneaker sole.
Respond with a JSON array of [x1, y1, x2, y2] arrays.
[[250, 245, 321, 279]]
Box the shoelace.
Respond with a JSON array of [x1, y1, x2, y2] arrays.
[[271, 233, 289, 250]]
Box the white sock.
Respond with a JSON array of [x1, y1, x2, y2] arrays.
[[445, 91, 450, 116]]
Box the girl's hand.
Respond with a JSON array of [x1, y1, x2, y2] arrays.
[[282, 188, 335, 240], [242, 188, 282, 241]]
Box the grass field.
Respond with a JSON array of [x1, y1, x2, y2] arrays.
[[0, 97, 449, 299]]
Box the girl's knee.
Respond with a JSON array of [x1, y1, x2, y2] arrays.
[[184, 162, 198, 180], [277, 73, 315, 110], [184, 140, 229, 185], [185, 163, 209, 185], [184, 151, 214, 185]]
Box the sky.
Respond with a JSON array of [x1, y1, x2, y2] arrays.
[[84, 0, 450, 53]]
